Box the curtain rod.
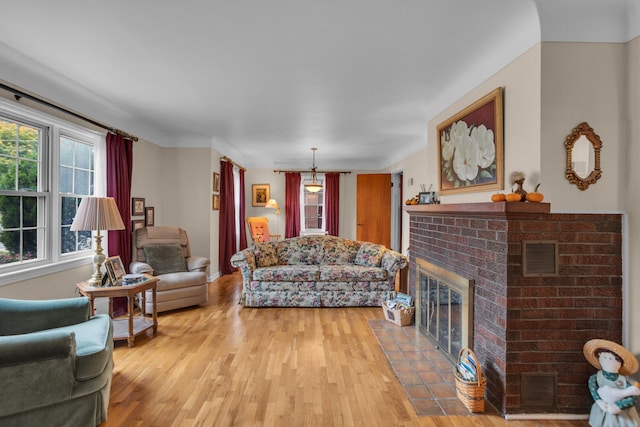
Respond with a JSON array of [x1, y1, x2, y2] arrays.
[[220, 156, 246, 171], [0, 81, 139, 141], [274, 169, 351, 174]]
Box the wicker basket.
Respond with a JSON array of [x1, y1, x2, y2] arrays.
[[382, 302, 415, 326], [454, 347, 486, 413]]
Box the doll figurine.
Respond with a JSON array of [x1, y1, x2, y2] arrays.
[[583, 339, 640, 427]]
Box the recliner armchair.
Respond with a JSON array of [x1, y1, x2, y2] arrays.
[[130, 226, 210, 313], [0, 297, 113, 427]]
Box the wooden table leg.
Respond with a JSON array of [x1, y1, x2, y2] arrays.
[[127, 294, 135, 347], [152, 287, 157, 334]]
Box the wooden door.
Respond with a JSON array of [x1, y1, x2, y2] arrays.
[[356, 174, 391, 247]]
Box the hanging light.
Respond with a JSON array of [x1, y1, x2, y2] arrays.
[[304, 147, 323, 193]]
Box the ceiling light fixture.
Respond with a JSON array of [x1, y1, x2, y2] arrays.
[[304, 147, 323, 193]]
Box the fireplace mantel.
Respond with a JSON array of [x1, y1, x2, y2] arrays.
[[404, 201, 550, 216]]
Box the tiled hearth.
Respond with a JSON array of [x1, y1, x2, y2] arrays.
[[369, 319, 497, 416]]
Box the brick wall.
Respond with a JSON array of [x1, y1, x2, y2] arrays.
[[408, 208, 622, 414]]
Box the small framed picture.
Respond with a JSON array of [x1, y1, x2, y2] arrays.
[[145, 207, 155, 227], [132, 197, 145, 216], [252, 184, 270, 207], [213, 172, 220, 193], [105, 256, 126, 285], [212, 194, 220, 211], [132, 219, 144, 231], [419, 192, 435, 204]]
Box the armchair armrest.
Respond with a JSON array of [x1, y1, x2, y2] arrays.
[[187, 256, 210, 272], [0, 297, 90, 336], [130, 261, 153, 275], [0, 330, 75, 365], [230, 248, 256, 276]]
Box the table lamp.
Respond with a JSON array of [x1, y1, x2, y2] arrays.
[[265, 198, 280, 237], [70, 197, 125, 286]]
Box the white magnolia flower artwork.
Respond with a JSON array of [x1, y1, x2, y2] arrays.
[[441, 120, 496, 188]]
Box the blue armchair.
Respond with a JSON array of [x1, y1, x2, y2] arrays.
[[0, 297, 114, 427]]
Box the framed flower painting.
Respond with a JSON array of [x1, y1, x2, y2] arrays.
[[437, 87, 504, 195]]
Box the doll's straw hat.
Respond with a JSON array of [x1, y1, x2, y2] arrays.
[[583, 339, 639, 376]]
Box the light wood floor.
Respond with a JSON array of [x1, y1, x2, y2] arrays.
[[106, 273, 589, 427]]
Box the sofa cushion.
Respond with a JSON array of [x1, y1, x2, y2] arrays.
[[277, 236, 323, 265], [253, 265, 320, 281], [354, 242, 385, 267], [321, 237, 359, 265], [143, 244, 187, 275], [319, 265, 388, 282], [254, 242, 278, 267]]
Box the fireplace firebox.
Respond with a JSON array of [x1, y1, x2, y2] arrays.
[[416, 258, 474, 363]]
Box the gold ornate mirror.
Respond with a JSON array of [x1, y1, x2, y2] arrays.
[[564, 122, 602, 190]]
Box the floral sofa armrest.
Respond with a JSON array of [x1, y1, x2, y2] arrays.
[[381, 250, 408, 278], [230, 249, 257, 301]]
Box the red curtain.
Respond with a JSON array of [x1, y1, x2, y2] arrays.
[[238, 168, 247, 250], [106, 133, 133, 316], [219, 160, 237, 274], [285, 172, 301, 238], [325, 173, 340, 236]]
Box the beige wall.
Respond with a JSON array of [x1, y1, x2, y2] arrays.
[[625, 36, 640, 356]]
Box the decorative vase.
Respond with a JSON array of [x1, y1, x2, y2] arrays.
[[514, 179, 527, 202]]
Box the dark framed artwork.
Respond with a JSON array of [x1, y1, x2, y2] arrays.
[[145, 207, 155, 227], [212, 194, 220, 211], [132, 219, 144, 231], [132, 197, 145, 216], [252, 184, 270, 207], [213, 172, 220, 193], [437, 87, 504, 195]]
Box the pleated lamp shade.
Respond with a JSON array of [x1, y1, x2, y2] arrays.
[[70, 197, 125, 232]]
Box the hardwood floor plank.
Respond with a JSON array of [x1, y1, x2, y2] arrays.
[[105, 272, 588, 427]]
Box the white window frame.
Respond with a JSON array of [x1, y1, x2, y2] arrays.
[[299, 172, 325, 234], [0, 98, 105, 286]]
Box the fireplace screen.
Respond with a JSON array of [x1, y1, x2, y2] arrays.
[[417, 259, 474, 362]]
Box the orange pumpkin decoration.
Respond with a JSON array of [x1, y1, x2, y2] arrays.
[[526, 192, 544, 203], [525, 183, 543, 202], [491, 193, 506, 202], [505, 193, 522, 202]]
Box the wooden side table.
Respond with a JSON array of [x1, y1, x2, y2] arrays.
[[76, 274, 159, 347]]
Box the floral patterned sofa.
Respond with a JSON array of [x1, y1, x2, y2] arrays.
[[230, 235, 407, 307]]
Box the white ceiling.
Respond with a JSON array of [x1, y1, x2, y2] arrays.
[[0, 0, 637, 170]]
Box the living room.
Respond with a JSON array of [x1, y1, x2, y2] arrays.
[[1, 1, 640, 424]]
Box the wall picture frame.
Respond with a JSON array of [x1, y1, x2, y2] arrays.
[[132, 219, 144, 231], [212, 194, 220, 211], [437, 87, 504, 195], [252, 184, 270, 207], [132, 197, 145, 216], [145, 207, 155, 227], [213, 172, 220, 193], [105, 255, 126, 285]]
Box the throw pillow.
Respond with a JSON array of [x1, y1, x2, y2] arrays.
[[254, 242, 278, 267], [143, 244, 187, 275], [354, 242, 385, 267]]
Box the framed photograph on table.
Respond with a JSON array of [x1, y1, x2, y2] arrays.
[[145, 207, 155, 227], [132, 197, 145, 216], [252, 184, 270, 207], [105, 256, 126, 285], [437, 87, 504, 195]]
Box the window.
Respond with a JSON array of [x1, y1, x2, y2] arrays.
[[0, 99, 102, 282], [300, 173, 324, 232]]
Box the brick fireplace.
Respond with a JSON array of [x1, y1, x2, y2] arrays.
[[406, 202, 623, 415]]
